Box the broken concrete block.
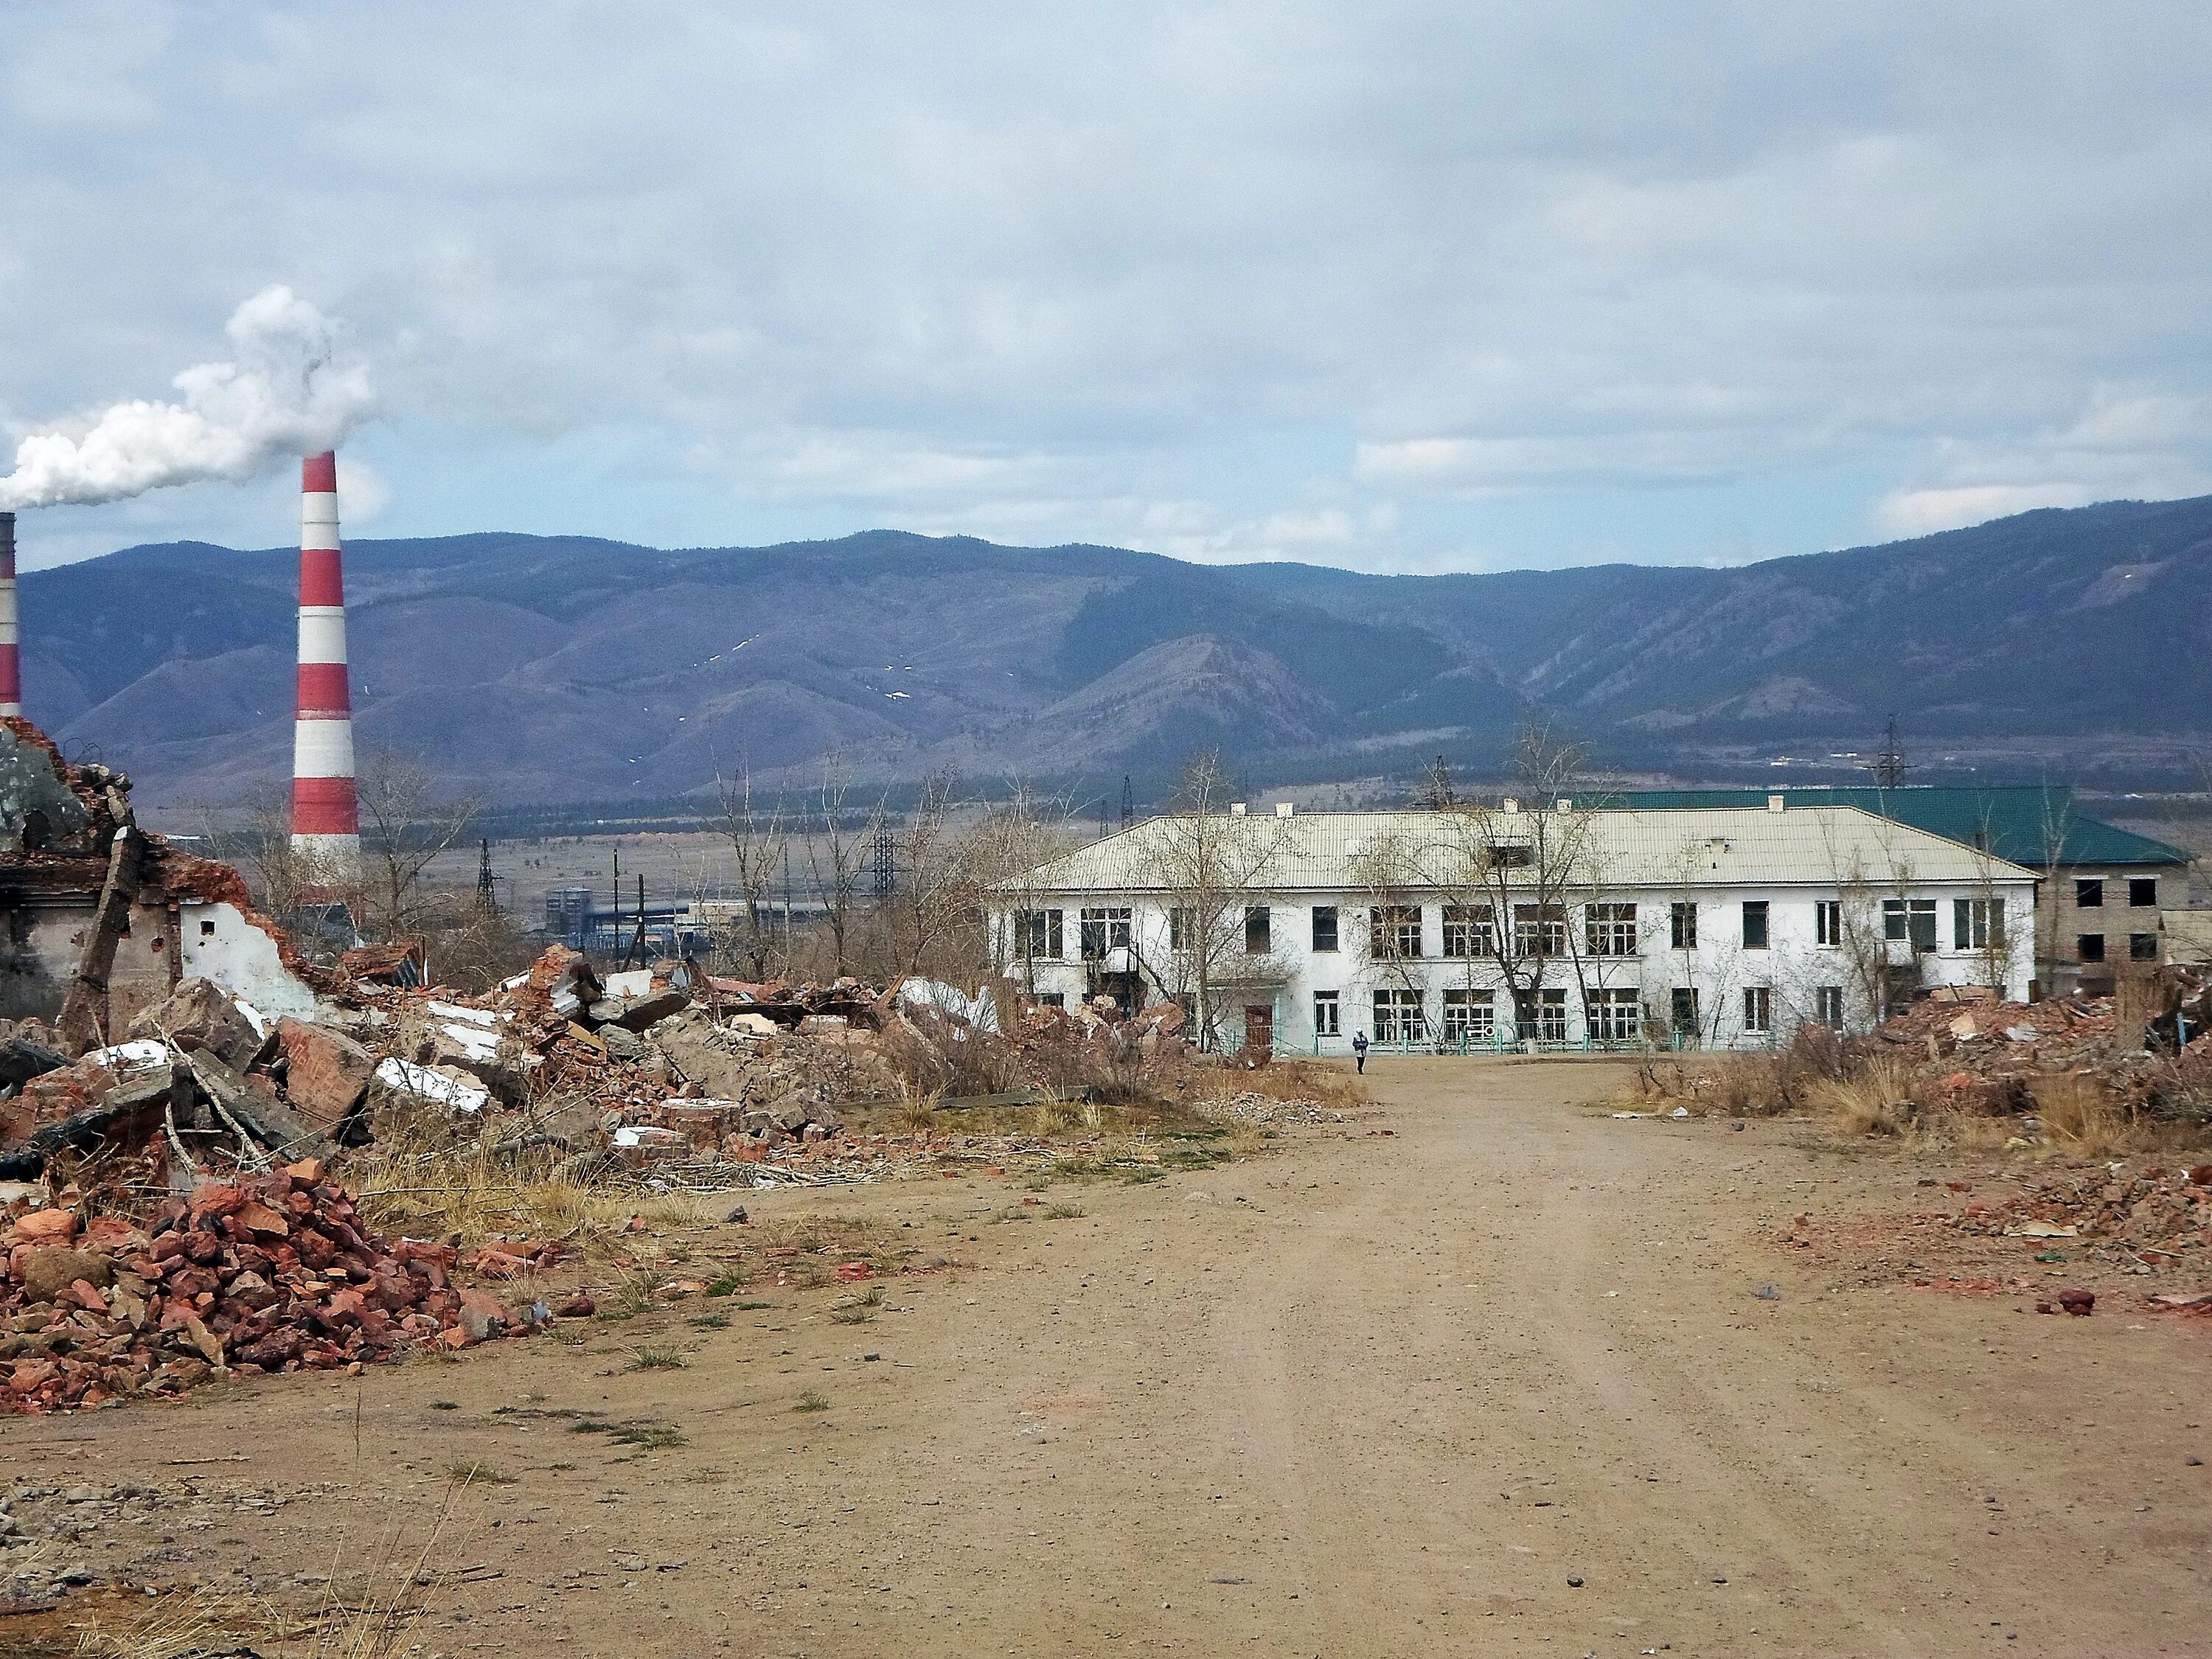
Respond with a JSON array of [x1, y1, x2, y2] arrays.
[[599, 1025, 648, 1062], [127, 978, 264, 1072], [276, 1018, 375, 1133]]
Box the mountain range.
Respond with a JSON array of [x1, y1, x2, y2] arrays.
[[17, 493, 2212, 815]]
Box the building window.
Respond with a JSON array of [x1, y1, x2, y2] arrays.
[[2076, 877, 2104, 908], [1441, 904, 1495, 959], [1883, 897, 1937, 952], [1245, 905, 1271, 955], [1512, 988, 1568, 1043], [1670, 902, 1697, 950], [1953, 898, 2002, 951], [2129, 877, 2158, 908], [1371, 905, 1422, 959], [1034, 992, 1064, 1009], [1815, 900, 1841, 947], [1169, 907, 1193, 951], [199, 918, 218, 940], [1585, 987, 1641, 1042], [1585, 902, 1637, 957], [1670, 987, 1701, 1042], [2130, 932, 2159, 961], [1815, 985, 1844, 1027], [2078, 933, 2106, 963], [1015, 908, 1063, 960], [1311, 905, 1338, 953], [1313, 990, 1340, 1037], [1079, 907, 1132, 960], [1374, 987, 1427, 1043], [1512, 903, 1566, 958], [1742, 900, 1769, 949], [1441, 989, 1494, 1046], [1488, 842, 1533, 869], [1743, 986, 1773, 1034]]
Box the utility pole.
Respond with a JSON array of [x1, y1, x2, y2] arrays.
[[1867, 717, 1909, 790], [1121, 774, 1134, 831], [872, 818, 895, 900]]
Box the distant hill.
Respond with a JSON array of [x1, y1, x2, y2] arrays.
[[17, 495, 2212, 812]]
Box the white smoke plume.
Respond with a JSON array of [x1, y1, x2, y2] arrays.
[[0, 286, 374, 509]]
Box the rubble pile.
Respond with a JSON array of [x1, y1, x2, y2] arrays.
[[0, 1160, 543, 1416], [1862, 974, 2212, 1123], [1196, 1091, 1341, 1128], [1952, 1161, 2212, 1272]]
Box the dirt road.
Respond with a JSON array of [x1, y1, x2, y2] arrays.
[[7, 1058, 2210, 1657]]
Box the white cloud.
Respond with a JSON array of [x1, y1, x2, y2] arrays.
[[1871, 483, 2096, 539]]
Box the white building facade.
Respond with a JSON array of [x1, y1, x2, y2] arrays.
[[995, 801, 2037, 1054]]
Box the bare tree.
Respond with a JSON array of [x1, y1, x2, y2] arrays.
[[353, 748, 485, 944], [805, 753, 877, 976], [974, 782, 1080, 1003], [1141, 751, 1290, 1051], [882, 768, 975, 979], [715, 761, 790, 981], [1431, 725, 1601, 1046]]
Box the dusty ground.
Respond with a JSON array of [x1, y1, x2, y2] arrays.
[[6, 1057, 2211, 1658]]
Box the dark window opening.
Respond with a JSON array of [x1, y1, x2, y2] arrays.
[[1741, 900, 1769, 949], [2129, 932, 2159, 961], [1313, 991, 1340, 1037], [1670, 902, 1697, 950], [1371, 905, 1422, 959], [2129, 877, 2157, 908], [1488, 843, 1534, 869], [1670, 986, 1701, 1043], [2076, 878, 2104, 908], [1883, 897, 1937, 952], [1245, 905, 1271, 955], [1815, 900, 1841, 947], [1310, 905, 1338, 953], [199, 918, 218, 939], [2078, 933, 2106, 963]]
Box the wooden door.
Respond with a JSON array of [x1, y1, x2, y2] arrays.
[[1244, 1004, 1273, 1055]]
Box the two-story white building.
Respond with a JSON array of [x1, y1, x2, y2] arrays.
[[994, 799, 2037, 1054]]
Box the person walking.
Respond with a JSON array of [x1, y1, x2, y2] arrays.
[[1352, 1031, 1369, 1074]]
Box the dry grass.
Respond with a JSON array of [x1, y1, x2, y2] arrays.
[[1803, 1057, 1918, 1138], [1194, 1056, 1364, 1111], [350, 1116, 720, 1249]]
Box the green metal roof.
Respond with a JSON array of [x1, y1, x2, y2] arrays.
[[1599, 786, 2190, 869]]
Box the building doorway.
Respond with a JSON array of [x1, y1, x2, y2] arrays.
[[1244, 1004, 1274, 1055]]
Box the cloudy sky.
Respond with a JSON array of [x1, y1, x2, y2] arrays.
[[5, 2, 2211, 573]]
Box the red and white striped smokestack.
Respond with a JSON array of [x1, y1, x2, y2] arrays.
[[0, 510, 19, 719], [291, 452, 360, 875]]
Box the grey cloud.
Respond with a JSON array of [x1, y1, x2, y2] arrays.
[[5, 2, 2212, 569]]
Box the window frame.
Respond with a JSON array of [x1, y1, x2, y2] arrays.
[[1312, 990, 1340, 1037], [2076, 877, 2104, 909], [1952, 897, 2002, 952], [1079, 906, 1132, 960], [2077, 932, 2106, 963], [1585, 902, 1637, 958], [1310, 905, 1339, 953], [1440, 988, 1495, 1045], [1372, 986, 1427, 1043], [1371, 904, 1423, 959], [1244, 905, 1271, 956], [2128, 877, 2158, 908], [2129, 932, 2159, 961], [1742, 985, 1773, 1034], [1015, 907, 1064, 961], [1442, 903, 1496, 959], [1815, 985, 1844, 1027], [1585, 987, 1641, 1042], [1815, 899, 1841, 947], [1512, 902, 1567, 959]]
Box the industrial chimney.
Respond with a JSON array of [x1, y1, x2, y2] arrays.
[[290, 452, 360, 876], [0, 512, 19, 719]]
